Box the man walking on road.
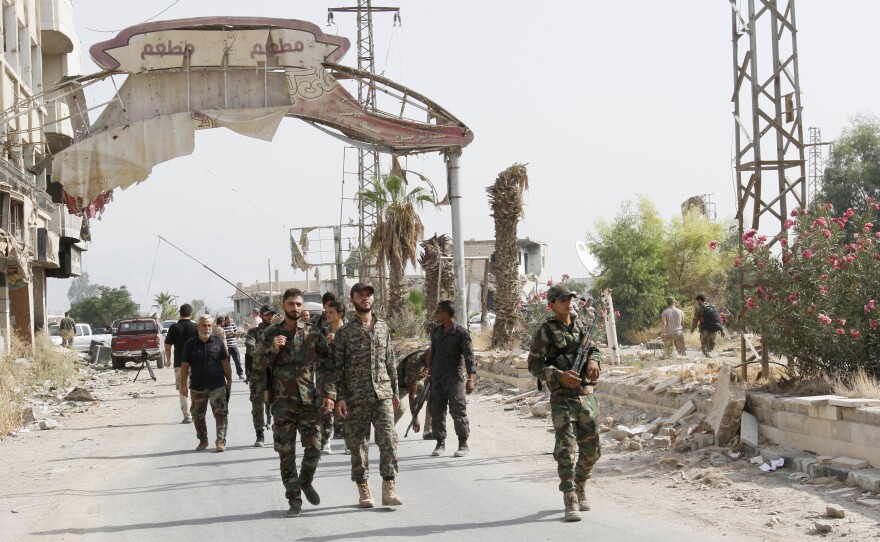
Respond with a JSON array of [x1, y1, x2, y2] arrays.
[[165, 304, 199, 423], [330, 282, 403, 508], [180, 315, 232, 452], [425, 300, 475, 458], [318, 300, 345, 454], [223, 316, 244, 379], [244, 304, 275, 447], [661, 297, 687, 357], [528, 285, 602, 522], [256, 288, 332, 517], [59, 312, 76, 348]]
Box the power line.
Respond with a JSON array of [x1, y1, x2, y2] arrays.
[[80, 0, 182, 33], [191, 156, 287, 229]]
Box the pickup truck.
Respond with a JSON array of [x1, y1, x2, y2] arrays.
[[49, 323, 107, 352], [111, 319, 165, 369]]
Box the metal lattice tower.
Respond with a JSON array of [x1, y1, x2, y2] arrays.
[[730, 0, 807, 379], [328, 2, 400, 296], [807, 126, 824, 203]]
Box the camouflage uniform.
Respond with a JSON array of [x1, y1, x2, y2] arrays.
[[528, 316, 602, 494], [256, 320, 331, 503], [191, 388, 229, 443], [394, 349, 432, 430], [327, 316, 398, 482], [244, 322, 271, 431]]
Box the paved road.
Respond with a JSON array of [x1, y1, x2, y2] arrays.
[[25, 377, 724, 541]]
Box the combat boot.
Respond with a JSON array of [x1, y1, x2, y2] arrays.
[[286, 498, 302, 517], [453, 440, 469, 457], [195, 440, 209, 451], [563, 491, 581, 522], [254, 430, 265, 447], [302, 483, 320, 505], [575, 483, 591, 511], [431, 439, 445, 457], [356, 481, 374, 508], [382, 479, 403, 506], [423, 431, 434, 440]]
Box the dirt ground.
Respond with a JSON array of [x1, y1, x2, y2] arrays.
[[4, 357, 880, 540], [467, 380, 880, 541]]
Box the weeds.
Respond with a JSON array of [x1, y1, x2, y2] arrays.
[[833, 369, 880, 400]]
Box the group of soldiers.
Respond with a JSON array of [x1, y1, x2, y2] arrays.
[[166, 281, 602, 523]]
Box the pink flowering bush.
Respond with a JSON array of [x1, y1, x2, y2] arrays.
[[734, 201, 880, 376]]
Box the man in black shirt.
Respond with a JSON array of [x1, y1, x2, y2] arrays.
[[165, 304, 200, 423], [425, 300, 476, 458], [181, 315, 232, 452]]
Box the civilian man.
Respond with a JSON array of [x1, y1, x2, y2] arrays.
[[180, 315, 232, 452], [223, 315, 244, 379], [165, 304, 200, 423], [661, 297, 686, 357]]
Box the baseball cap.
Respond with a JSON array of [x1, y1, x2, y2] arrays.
[[547, 285, 577, 303], [350, 282, 375, 296], [259, 304, 276, 315]]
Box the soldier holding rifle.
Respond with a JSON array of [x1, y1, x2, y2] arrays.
[[528, 285, 601, 523]]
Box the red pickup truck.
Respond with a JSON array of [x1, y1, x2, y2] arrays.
[[111, 319, 165, 369]]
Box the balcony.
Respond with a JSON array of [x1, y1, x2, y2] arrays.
[[34, 227, 60, 268], [40, 0, 76, 55], [52, 204, 84, 244]]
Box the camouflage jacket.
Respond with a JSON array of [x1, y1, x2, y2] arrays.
[[329, 315, 397, 404], [255, 320, 331, 405], [527, 317, 601, 395], [244, 322, 271, 382], [397, 349, 427, 392]]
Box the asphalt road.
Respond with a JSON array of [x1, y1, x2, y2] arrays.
[[26, 378, 723, 541]]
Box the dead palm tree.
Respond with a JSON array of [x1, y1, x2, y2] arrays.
[[487, 164, 529, 348], [362, 174, 435, 319], [419, 233, 454, 333]]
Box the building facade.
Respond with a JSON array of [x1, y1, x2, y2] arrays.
[[463, 237, 549, 313]]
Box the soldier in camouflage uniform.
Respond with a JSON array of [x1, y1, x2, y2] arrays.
[[393, 347, 432, 434], [329, 282, 403, 508], [256, 288, 332, 518], [245, 304, 275, 447], [528, 284, 602, 523]]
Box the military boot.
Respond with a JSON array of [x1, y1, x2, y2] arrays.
[[453, 440, 469, 457], [254, 429, 265, 448], [382, 479, 403, 506], [575, 483, 590, 511], [286, 498, 302, 517], [563, 492, 581, 522], [431, 439, 445, 457], [302, 483, 320, 506], [357, 481, 374, 508]]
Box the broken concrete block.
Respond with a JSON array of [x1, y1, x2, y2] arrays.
[[740, 411, 759, 449], [654, 376, 680, 394], [65, 387, 97, 402], [787, 395, 845, 407], [20, 407, 36, 425], [530, 401, 551, 417], [629, 440, 643, 451], [831, 456, 868, 470], [816, 455, 833, 464], [856, 497, 880, 508], [813, 521, 834, 534], [705, 363, 746, 446], [40, 418, 58, 430], [653, 436, 671, 448], [827, 397, 880, 408], [692, 432, 714, 449], [667, 400, 696, 425], [825, 504, 846, 518], [847, 469, 880, 493]]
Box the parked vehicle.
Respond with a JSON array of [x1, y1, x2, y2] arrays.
[[468, 311, 496, 332], [111, 319, 164, 369], [49, 323, 100, 352], [160, 320, 176, 335], [92, 328, 113, 346]]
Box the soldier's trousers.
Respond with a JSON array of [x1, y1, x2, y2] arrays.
[[700, 331, 718, 355], [344, 398, 398, 482], [428, 376, 469, 441], [394, 380, 432, 430], [551, 393, 601, 493], [272, 401, 322, 501], [249, 379, 267, 431], [315, 384, 334, 446], [191, 387, 228, 444]]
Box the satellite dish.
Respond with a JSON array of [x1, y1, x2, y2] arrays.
[[576, 241, 591, 271]]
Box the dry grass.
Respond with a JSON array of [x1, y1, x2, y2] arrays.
[[0, 332, 77, 436], [472, 326, 494, 351], [833, 369, 880, 400]]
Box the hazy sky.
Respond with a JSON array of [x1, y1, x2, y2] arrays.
[[48, 1, 880, 314]]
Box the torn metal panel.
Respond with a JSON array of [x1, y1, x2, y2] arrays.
[[192, 106, 288, 141]]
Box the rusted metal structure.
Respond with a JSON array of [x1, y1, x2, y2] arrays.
[[730, 0, 806, 379]]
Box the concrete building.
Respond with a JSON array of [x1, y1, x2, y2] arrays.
[[0, 0, 86, 348], [463, 237, 549, 313]]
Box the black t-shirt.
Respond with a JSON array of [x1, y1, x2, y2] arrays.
[[166, 319, 199, 368], [181, 335, 228, 391]]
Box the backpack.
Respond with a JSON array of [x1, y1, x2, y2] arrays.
[[701, 304, 723, 332]]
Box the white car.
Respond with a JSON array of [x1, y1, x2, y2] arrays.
[[49, 323, 105, 352], [468, 311, 496, 332]]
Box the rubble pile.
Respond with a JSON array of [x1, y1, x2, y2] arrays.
[[475, 349, 536, 390]]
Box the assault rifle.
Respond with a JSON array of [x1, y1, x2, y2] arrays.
[[404, 380, 431, 438], [570, 317, 599, 384]]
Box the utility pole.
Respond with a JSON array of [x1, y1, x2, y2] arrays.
[[730, 0, 806, 380], [328, 2, 401, 307], [806, 126, 832, 205]]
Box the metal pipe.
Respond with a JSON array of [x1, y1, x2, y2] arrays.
[[446, 149, 467, 324]]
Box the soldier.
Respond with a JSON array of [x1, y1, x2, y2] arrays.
[[318, 299, 345, 454], [425, 300, 475, 457], [256, 288, 332, 517], [59, 311, 76, 348], [330, 282, 403, 508], [180, 315, 232, 452], [245, 304, 275, 447], [528, 284, 601, 522], [394, 347, 432, 437], [690, 294, 725, 357]]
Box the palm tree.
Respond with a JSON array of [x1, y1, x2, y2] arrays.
[[153, 291, 177, 321], [419, 233, 454, 333], [487, 164, 529, 348], [361, 174, 435, 318]]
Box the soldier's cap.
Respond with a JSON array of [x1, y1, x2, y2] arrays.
[[350, 282, 375, 296], [259, 304, 276, 315], [547, 285, 577, 303]]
